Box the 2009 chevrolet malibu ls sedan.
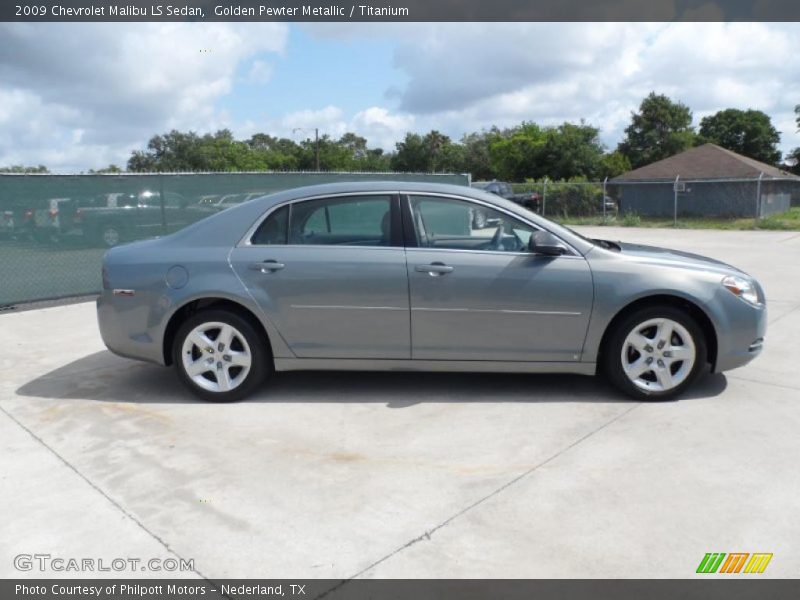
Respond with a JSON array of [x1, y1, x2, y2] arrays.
[[97, 182, 766, 402]]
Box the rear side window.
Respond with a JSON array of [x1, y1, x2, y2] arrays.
[[289, 195, 392, 246], [251, 205, 289, 245]]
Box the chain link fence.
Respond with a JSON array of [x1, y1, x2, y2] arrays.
[[0, 171, 468, 307], [511, 176, 796, 223], [2, 171, 796, 307]]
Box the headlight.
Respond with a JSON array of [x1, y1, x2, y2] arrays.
[[722, 275, 761, 306]]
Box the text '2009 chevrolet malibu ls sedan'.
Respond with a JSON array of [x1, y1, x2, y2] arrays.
[[97, 182, 766, 402]]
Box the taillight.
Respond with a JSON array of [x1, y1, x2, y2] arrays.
[[49, 208, 59, 219]]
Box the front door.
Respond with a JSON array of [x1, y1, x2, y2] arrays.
[[405, 194, 593, 362], [230, 193, 411, 359]]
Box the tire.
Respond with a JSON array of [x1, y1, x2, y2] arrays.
[[96, 223, 123, 247], [173, 309, 271, 402], [472, 209, 487, 229], [603, 305, 707, 401]]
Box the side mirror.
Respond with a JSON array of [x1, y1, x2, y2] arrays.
[[529, 230, 567, 256]]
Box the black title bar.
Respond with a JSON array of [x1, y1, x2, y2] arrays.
[[3, 579, 800, 600], [4, 0, 800, 22]]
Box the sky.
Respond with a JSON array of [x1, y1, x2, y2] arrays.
[[0, 22, 798, 172]]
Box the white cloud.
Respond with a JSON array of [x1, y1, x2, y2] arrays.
[[0, 22, 288, 171], [240, 105, 415, 153], [1, 22, 799, 171], [361, 22, 800, 155], [247, 60, 274, 85]]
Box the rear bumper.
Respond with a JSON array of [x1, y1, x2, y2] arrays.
[[96, 292, 166, 365]]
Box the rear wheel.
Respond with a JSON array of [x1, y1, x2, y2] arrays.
[[173, 310, 270, 402], [603, 306, 707, 400]]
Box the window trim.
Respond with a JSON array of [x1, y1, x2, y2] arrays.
[[241, 191, 402, 249], [240, 189, 580, 257]]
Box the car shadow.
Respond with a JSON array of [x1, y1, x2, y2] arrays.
[[15, 350, 728, 407]]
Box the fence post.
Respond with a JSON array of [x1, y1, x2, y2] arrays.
[[159, 174, 167, 234], [602, 176, 608, 224], [673, 175, 680, 227], [755, 171, 764, 222], [542, 177, 547, 218]]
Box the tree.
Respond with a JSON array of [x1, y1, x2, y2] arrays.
[[698, 108, 781, 164], [338, 132, 369, 160], [618, 92, 696, 168], [0, 165, 49, 173], [88, 164, 123, 174], [789, 105, 800, 175], [599, 151, 631, 179], [391, 131, 458, 172], [488, 122, 545, 181], [128, 130, 203, 171], [486, 121, 607, 181], [537, 121, 605, 180], [459, 130, 499, 181]]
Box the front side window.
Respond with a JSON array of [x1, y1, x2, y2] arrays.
[[408, 195, 537, 253], [289, 195, 392, 246]]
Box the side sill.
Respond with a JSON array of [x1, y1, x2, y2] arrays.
[[274, 358, 596, 376]]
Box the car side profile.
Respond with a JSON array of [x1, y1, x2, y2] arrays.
[[97, 182, 766, 402]]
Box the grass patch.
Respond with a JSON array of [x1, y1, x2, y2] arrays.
[[553, 207, 800, 231]]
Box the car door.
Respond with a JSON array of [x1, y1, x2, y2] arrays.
[[404, 194, 593, 362], [230, 193, 411, 359]]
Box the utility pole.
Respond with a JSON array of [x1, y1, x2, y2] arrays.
[[293, 127, 321, 171], [314, 128, 320, 171]]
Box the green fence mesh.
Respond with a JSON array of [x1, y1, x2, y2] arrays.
[[0, 172, 469, 306]]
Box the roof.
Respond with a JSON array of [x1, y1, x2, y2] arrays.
[[612, 143, 800, 182]]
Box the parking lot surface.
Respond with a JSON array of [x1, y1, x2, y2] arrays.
[[1, 227, 799, 579]]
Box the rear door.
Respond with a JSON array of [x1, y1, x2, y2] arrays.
[[230, 193, 411, 359]]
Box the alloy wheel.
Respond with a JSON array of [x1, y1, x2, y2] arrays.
[[621, 317, 696, 393], [181, 321, 252, 393], [103, 227, 120, 247]]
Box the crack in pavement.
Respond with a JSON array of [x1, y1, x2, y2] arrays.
[[316, 402, 641, 598], [766, 301, 800, 327], [727, 374, 800, 393], [0, 403, 211, 582]]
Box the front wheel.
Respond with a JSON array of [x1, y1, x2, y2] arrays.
[[96, 224, 123, 247], [603, 306, 707, 400], [173, 310, 270, 402]]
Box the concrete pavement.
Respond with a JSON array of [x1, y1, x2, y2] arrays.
[[1, 227, 798, 579]]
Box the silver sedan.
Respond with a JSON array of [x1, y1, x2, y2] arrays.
[[97, 182, 766, 402]]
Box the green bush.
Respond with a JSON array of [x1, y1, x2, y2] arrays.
[[621, 211, 641, 227]]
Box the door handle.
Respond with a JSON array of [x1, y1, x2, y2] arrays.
[[250, 260, 285, 273], [416, 262, 454, 276]]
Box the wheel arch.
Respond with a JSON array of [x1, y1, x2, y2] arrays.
[[597, 294, 718, 372], [162, 297, 273, 366]]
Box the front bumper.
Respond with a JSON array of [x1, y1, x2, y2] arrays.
[[710, 289, 767, 373]]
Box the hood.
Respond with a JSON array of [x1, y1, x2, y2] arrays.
[[615, 242, 746, 277]]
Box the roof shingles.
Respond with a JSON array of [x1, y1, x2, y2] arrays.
[[612, 143, 799, 182]]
